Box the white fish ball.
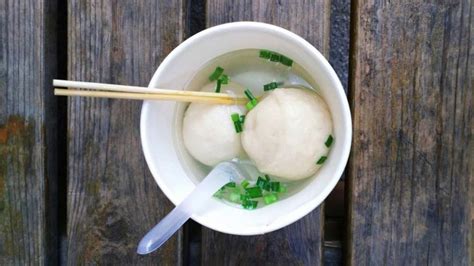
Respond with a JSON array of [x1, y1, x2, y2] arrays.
[[183, 82, 246, 166], [241, 88, 333, 180]]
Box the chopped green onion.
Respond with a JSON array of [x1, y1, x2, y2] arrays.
[[245, 186, 263, 198], [245, 99, 258, 111], [244, 89, 257, 101], [240, 115, 246, 124], [243, 89, 258, 110], [256, 176, 272, 191], [279, 55, 293, 67], [209, 66, 224, 81], [259, 50, 294, 67], [263, 81, 283, 91], [225, 182, 236, 188], [245, 101, 253, 110], [263, 193, 278, 205], [231, 113, 240, 122], [270, 182, 280, 192], [215, 79, 222, 93], [242, 200, 258, 210], [325, 135, 334, 147], [219, 74, 229, 84], [233, 122, 242, 133], [231, 113, 243, 133], [214, 169, 288, 209], [270, 53, 281, 62], [316, 156, 327, 165], [240, 194, 250, 202], [233, 121, 242, 133], [278, 185, 287, 193], [259, 50, 272, 59], [229, 192, 240, 202], [256, 176, 267, 189]]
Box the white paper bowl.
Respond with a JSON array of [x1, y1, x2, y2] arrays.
[[140, 22, 352, 235]]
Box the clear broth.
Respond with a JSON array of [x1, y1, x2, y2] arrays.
[[173, 49, 323, 203]]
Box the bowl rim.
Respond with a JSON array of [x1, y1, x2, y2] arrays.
[[140, 21, 352, 235]]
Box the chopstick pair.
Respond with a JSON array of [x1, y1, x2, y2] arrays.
[[53, 79, 248, 105]]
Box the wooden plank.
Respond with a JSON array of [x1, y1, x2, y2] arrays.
[[329, 0, 351, 91], [202, 1, 331, 265], [0, 0, 58, 264], [67, 1, 187, 264], [347, 0, 473, 265], [206, 1, 330, 55]]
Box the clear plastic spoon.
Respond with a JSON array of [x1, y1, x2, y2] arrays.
[[137, 161, 248, 255]]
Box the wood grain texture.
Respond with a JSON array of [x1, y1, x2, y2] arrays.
[[202, 1, 331, 265], [0, 0, 58, 264], [206, 0, 331, 55], [347, 0, 473, 265], [67, 1, 186, 264]]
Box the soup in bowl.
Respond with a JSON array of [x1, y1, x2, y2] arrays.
[[140, 22, 351, 235]]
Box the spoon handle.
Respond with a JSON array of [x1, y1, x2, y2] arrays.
[[137, 203, 191, 255], [137, 162, 240, 254]]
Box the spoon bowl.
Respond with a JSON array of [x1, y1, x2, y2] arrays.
[[137, 161, 249, 254]]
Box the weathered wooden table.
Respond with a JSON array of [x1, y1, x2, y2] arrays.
[[1, 0, 472, 265]]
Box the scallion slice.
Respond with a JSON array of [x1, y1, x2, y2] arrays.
[[245, 186, 263, 198], [270, 53, 281, 62], [213, 168, 288, 210], [263, 193, 278, 205], [244, 89, 256, 101], [256, 176, 272, 191], [256, 176, 267, 189], [259, 50, 272, 59], [245, 99, 258, 111], [316, 156, 327, 165], [325, 135, 334, 147], [245, 100, 257, 111], [244, 89, 259, 110], [241, 180, 249, 188], [259, 49, 294, 67], [240, 115, 246, 124], [270, 182, 280, 192], [231, 113, 240, 122], [234, 122, 242, 133], [231, 113, 243, 133], [219, 74, 229, 84], [240, 194, 250, 202], [242, 200, 258, 210], [279, 55, 293, 67], [278, 185, 287, 193], [209, 66, 224, 81], [263, 81, 283, 91], [215, 79, 222, 93]]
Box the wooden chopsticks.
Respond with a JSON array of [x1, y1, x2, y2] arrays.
[[53, 80, 248, 105]]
